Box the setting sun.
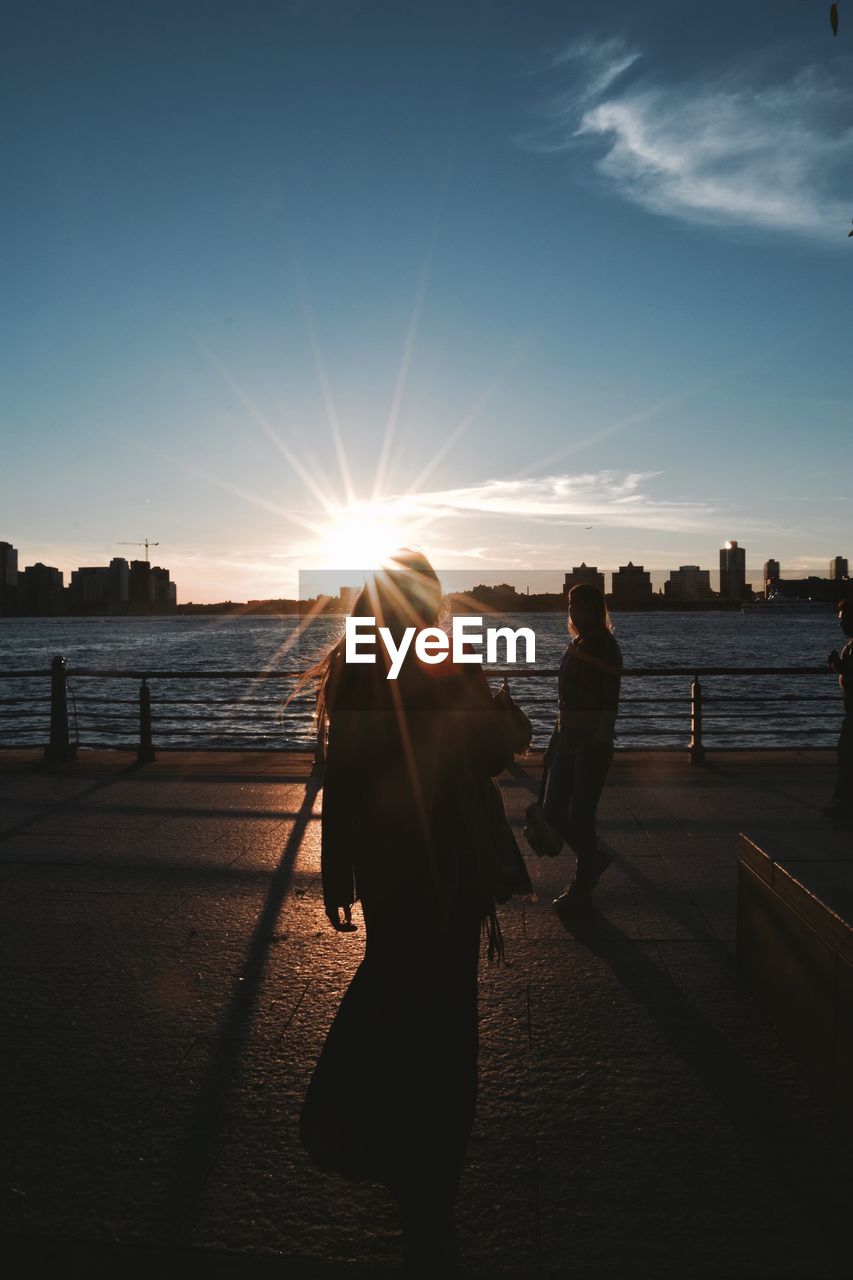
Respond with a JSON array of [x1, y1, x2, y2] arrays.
[[316, 502, 409, 571]]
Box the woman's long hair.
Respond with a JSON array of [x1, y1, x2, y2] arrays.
[[289, 546, 507, 961], [567, 582, 614, 638], [285, 547, 445, 731]]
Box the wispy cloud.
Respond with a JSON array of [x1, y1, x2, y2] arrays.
[[382, 471, 718, 534], [519, 37, 853, 240]]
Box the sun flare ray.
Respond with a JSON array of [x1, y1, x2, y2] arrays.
[[291, 263, 357, 509]]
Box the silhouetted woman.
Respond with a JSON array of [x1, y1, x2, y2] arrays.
[[544, 582, 622, 911], [297, 549, 530, 1274]]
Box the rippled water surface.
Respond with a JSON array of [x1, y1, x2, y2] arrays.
[[0, 611, 844, 750]]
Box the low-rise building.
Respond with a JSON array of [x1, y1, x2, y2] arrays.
[[664, 565, 714, 602], [19, 563, 64, 615], [563, 563, 605, 596], [611, 562, 653, 605]]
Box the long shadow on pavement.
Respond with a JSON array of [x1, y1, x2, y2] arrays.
[[557, 905, 851, 1273], [0, 759, 143, 839], [156, 773, 322, 1245]]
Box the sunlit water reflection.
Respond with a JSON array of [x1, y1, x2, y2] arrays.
[[0, 611, 844, 750]]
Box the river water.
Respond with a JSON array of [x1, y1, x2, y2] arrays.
[[0, 611, 844, 750]]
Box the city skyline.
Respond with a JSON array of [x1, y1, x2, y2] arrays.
[[2, 534, 848, 609], [3, 2, 851, 602], [0, 541, 177, 614]]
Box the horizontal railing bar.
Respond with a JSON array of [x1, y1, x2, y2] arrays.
[[147, 717, 288, 726], [59, 699, 837, 715], [73, 698, 307, 712], [698, 727, 833, 736], [0, 665, 833, 680], [70, 698, 300, 709], [52, 719, 836, 730], [63, 707, 137, 716], [70, 719, 142, 728], [16, 686, 834, 708], [0, 669, 301, 680], [0, 670, 54, 679], [488, 668, 829, 678], [68, 669, 308, 680], [59, 703, 830, 719], [47, 698, 138, 707], [701, 696, 838, 704], [702, 716, 832, 722]]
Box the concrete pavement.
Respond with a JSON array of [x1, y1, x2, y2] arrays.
[[0, 748, 851, 1276]]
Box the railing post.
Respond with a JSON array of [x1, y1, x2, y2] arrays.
[[312, 721, 325, 768], [312, 710, 326, 774], [138, 678, 155, 764], [44, 655, 76, 765], [689, 675, 705, 765]]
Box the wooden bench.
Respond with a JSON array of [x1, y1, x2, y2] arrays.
[[738, 825, 853, 1140]]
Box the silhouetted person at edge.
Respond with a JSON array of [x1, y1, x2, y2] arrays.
[[824, 597, 853, 821], [544, 582, 623, 911], [296, 548, 531, 1275]]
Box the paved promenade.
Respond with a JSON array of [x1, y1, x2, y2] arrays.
[[1, 748, 851, 1277]]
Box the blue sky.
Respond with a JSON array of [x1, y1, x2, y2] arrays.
[[2, 0, 850, 601]]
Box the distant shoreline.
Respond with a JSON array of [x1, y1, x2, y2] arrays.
[[3, 602, 758, 619]]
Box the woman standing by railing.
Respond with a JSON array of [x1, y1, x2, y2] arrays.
[[295, 548, 530, 1275], [544, 583, 623, 912]]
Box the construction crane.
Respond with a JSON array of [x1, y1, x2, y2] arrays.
[[119, 539, 160, 563]]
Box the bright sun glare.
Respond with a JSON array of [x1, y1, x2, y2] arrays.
[[317, 503, 408, 570]]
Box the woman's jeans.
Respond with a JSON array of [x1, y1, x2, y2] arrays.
[[543, 728, 613, 888]]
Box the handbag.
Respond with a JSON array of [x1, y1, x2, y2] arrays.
[[447, 727, 533, 904], [476, 772, 533, 903], [492, 677, 533, 756], [522, 719, 564, 857]]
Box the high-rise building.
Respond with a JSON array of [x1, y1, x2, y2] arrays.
[[67, 559, 130, 613], [763, 559, 780, 598], [129, 560, 152, 610], [563, 563, 605, 596], [720, 540, 746, 601], [109, 557, 130, 611], [830, 556, 849, 581], [611, 562, 653, 604], [0, 541, 18, 615], [18, 563, 64, 615], [66, 556, 153, 613], [150, 566, 174, 612], [0, 541, 18, 586], [664, 566, 713, 601], [69, 566, 111, 609]]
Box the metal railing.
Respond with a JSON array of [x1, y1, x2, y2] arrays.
[[0, 656, 839, 766]]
